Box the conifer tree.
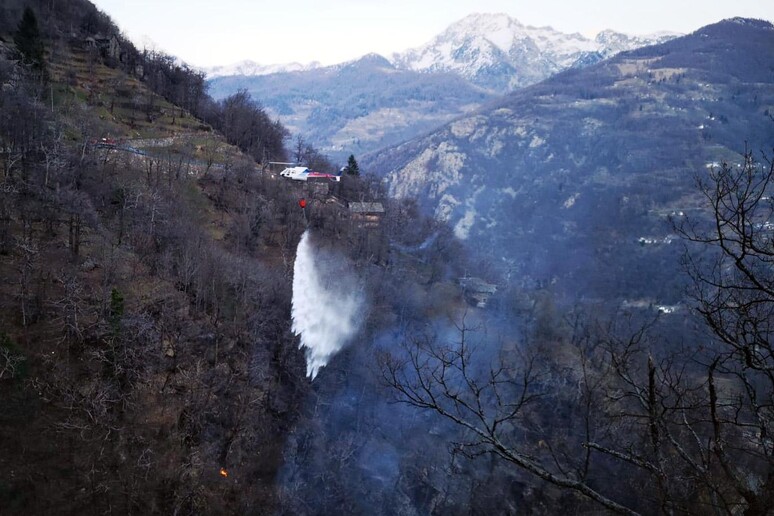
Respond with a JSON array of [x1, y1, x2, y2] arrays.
[[346, 154, 360, 176], [14, 7, 45, 72]]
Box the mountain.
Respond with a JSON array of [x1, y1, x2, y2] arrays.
[[6, 4, 774, 514], [203, 59, 321, 78], [365, 18, 774, 301], [391, 13, 677, 92], [207, 53, 495, 161], [206, 13, 678, 161]]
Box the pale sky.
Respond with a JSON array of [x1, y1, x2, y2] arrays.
[[90, 0, 774, 68]]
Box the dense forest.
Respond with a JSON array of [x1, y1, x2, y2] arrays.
[[1, 2, 773, 515]]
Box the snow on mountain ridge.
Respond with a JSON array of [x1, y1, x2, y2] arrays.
[[205, 13, 680, 94], [204, 59, 321, 79], [453, 12, 525, 53], [594, 29, 680, 57], [391, 13, 679, 91]]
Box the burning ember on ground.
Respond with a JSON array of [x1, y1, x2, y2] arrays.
[[220, 468, 229, 478]]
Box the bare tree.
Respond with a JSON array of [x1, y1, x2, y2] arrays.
[[673, 147, 774, 515], [381, 314, 641, 514], [200, 134, 221, 176], [40, 122, 67, 187], [381, 148, 774, 516], [676, 148, 774, 380]]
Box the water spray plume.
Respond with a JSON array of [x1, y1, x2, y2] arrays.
[[292, 230, 363, 379]]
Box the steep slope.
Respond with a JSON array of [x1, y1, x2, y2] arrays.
[[366, 18, 774, 301], [208, 54, 494, 161], [1, 5, 481, 514], [0, 4, 309, 513]]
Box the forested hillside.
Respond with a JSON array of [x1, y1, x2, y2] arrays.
[[0, 2, 467, 513], [0, 2, 298, 512]]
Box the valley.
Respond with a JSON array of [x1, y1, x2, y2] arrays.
[[1, 2, 773, 515], [366, 18, 774, 303]]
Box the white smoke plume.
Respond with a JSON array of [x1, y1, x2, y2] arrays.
[[292, 230, 363, 379]]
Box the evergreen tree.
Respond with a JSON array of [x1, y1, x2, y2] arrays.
[[346, 154, 360, 176], [14, 7, 45, 71]]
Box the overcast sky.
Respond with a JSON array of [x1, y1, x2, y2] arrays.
[[89, 0, 774, 67]]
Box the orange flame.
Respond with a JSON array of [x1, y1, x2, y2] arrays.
[[219, 467, 228, 478]]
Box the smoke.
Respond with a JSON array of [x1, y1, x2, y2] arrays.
[[292, 229, 363, 379]]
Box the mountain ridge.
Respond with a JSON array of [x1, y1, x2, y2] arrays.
[[363, 17, 774, 298], [206, 53, 494, 161], [205, 13, 679, 161], [204, 59, 322, 78], [390, 13, 678, 91], [205, 13, 680, 92]]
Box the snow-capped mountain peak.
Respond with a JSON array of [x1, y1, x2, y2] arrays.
[[445, 12, 526, 53], [206, 13, 680, 97], [391, 13, 679, 91]]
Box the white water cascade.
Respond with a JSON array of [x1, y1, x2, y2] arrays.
[[291, 230, 363, 379]]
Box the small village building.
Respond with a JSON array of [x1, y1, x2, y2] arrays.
[[349, 202, 385, 228], [458, 276, 498, 308]]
